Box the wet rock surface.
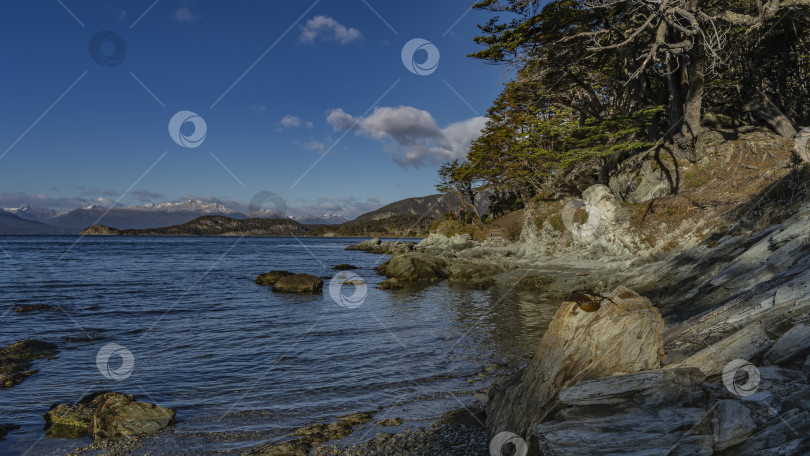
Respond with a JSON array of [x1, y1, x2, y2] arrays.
[[255, 270, 294, 285], [0, 339, 58, 388], [271, 274, 324, 293], [44, 391, 176, 441]]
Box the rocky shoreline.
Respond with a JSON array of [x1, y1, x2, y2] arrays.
[[7, 194, 810, 454], [325, 196, 810, 455]]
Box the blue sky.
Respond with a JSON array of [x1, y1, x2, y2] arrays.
[[0, 0, 507, 219]]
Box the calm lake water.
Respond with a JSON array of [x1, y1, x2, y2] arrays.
[[0, 236, 558, 455]]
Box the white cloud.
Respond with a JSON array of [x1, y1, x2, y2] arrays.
[[173, 7, 202, 23], [327, 106, 488, 167], [281, 115, 302, 128], [300, 16, 362, 45], [303, 140, 326, 152]]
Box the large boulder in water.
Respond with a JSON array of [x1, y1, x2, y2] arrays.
[[485, 286, 665, 441], [0, 340, 58, 388], [44, 391, 176, 440], [255, 270, 293, 285], [272, 274, 324, 293], [375, 252, 447, 282]]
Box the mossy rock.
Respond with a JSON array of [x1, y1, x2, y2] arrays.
[[249, 439, 310, 456], [255, 270, 293, 285], [0, 340, 58, 388], [292, 421, 352, 445], [377, 278, 404, 290], [376, 418, 404, 427], [517, 274, 554, 290], [44, 391, 176, 441], [339, 411, 373, 426], [467, 278, 496, 290], [272, 274, 324, 293]]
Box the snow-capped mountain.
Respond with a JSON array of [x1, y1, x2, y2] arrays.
[[295, 213, 349, 225], [127, 199, 243, 216], [2, 199, 360, 233], [3, 205, 69, 223]]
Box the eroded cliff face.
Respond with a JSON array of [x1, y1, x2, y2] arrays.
[[518, 125, 797, 260]]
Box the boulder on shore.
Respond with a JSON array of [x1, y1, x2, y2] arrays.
[[485, 286, 665, 441], [375, 253, 448, 283], [0, 340, 58, 388], [346, 238, 415, 255], [272, 274, 324, 293], [255, 270, 293, 285], [44, 391, 176, 441]]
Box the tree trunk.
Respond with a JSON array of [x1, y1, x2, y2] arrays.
[[677, 40, 705, 161], [666, 54, 684, 137]]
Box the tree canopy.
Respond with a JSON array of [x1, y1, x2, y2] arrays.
[[438, 0, 810, 209]]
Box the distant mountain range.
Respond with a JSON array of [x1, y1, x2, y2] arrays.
[[0, 210, 71, 235], [0, 195, 459, 235]]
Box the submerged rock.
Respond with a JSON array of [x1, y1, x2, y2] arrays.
[[272, 274, 324, 293], [255, 270, 293, 285], [44, 391, 176, 441], [377, 418, 404, 427], [0, 340, 58, 388], [339, 411, 373, 426], [0, 423, 20, 441], [485, 286, 665, 440], [13, 304, 55, 313], [375, 253, 447, 283], [332, 264, 358, 271]]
